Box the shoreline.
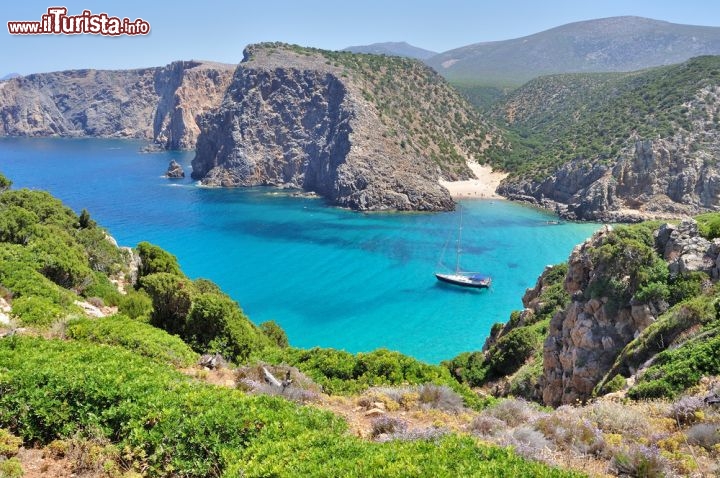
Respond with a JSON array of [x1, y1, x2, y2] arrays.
[[439, 162, 508, 200]]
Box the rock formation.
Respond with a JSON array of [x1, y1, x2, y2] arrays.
[[166, 160, 185, 178], [539, 219, 720, 406], [500, 138, 720, 222], [0, 61, 234, 149], [191, 44, 486, 211]]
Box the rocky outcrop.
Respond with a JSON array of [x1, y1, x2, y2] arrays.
[[500, 138, 720, 222], [655, 220, 720, 279], [0, 61, 234, 149], [152, 61, 234, 149], [166, 160, 185, 178], [540, 226, 653, 406], [192, 45, 461, 211], [539, 219, 720, 406]]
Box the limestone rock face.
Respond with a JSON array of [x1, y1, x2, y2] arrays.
[[191, 46, 454, 211], [499, 137, 720, 221], [539, 227, 654, 406], [0, 61, 234, 149], [539, 219, 720, 406], [166, 160, 185, 178]]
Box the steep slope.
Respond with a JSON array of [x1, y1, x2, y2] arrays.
[[192, 43, 503, 211], [0, 61, 234, 149], [343, 41, 437, 60], [427, 16, 720, 86], [491, 56, 720, 221]]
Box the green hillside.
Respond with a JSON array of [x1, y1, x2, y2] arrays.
[[487, 56, 720, 180]]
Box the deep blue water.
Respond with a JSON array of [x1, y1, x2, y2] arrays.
[[0, 137, 599, 363]]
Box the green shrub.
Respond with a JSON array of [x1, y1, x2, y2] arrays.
[[0, 428, 22, 457], [260, 320, 289, 348], [696, 212, 720, 239], [135, 242, 181, 279], [28, 226, 92, 290], [0, 457, 23, 478], [0, 173, 11, 192], [185, 293, 269, 362], [442, 351, 488, 387], [117, 289, 153, 321], [486, 327, 538, 377], [193, 278, 223, 295], [10, 295, 68, 327], [140, 272, 195, 335], [78, 208, 94, 229], [668, 272, 708, 305], [66, 315, 198, 367], [0, 205, 38, 244], [75, 226, 125, 275], [82, 272, 122, 306]]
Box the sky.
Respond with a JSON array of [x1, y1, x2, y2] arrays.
[[3, 0, 720, 75]]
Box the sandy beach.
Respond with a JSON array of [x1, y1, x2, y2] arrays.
[[439, 162, 508, 199]]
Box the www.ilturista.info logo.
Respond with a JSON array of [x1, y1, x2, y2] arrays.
[[7, 7, 150, 36]]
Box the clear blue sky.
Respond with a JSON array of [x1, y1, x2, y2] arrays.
[[3, 0, 719, 74]]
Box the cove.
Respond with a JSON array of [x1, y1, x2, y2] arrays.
[[0, 137, 599, 363]]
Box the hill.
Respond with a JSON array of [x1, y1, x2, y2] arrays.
[[343, 41, 437, 60], [191, 42, 505, 211], [487, 56, 720, 221], [427, 16, 720, 86]]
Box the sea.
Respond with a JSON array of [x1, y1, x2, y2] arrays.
[[0, 137, 599, 363]]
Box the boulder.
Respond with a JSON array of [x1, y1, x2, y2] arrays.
[[166, 160, 185, 178]]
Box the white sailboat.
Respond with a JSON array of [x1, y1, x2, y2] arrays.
[[435, 207, 491, 289]]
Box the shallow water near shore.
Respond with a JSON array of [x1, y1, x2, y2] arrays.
[[0, 137, 599, 363]]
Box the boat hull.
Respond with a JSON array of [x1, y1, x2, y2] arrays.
[[435, 273, 491, 289]]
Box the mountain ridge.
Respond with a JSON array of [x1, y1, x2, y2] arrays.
[[426, 16, 720, 86]]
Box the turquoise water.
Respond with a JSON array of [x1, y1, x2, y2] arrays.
[[0, 138, 599, 363]]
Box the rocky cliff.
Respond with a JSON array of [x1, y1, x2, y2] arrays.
[[463, 217, 720, 407], [192, 43, 501, 211], [499, 138, 720, 222], [541, 219, 720, 406], [0, 61, 234, 149]]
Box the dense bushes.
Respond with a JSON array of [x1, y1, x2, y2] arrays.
[[261, 346, 486, 408], [135, 241, 181, 279], [66, 315, 198, 367], [0, 337, 576, 477], [628, 326, 720, 399], [138, 271, 272, 362], [186, 292, 270, 361], [0, 187, 128, 326]]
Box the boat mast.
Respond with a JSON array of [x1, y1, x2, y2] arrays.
[[455, 206, 462, 273]]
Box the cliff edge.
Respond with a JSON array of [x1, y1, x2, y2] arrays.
[[191, 43, 501, 211]]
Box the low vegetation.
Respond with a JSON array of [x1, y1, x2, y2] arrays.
[[443, 263, 569, 397]]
